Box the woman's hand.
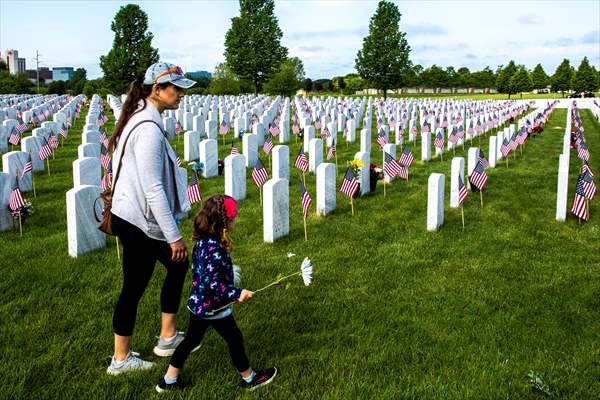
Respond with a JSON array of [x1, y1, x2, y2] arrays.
[[169, 239, 188, 262], [238, 289, 254, 304]]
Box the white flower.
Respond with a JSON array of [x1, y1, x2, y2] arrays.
[[300, 257, 313, 286], [287, 252, 296, 258], [233, 264, 241, 286]]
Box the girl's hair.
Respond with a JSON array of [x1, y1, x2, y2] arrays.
[[107, 77, 170, 153], [192, 194, 233, 253]]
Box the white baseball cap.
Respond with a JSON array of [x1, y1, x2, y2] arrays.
[[143, 62, 196, 89]]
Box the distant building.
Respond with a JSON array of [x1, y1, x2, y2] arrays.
[[5, 49, 26, 75], [52, 67, 74, 81], [187, 70, 212, 79], [26, 67, 52, 83]]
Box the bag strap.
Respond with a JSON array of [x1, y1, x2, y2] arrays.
[[111, 119, 164, 195]]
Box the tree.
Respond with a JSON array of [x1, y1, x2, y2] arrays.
[[263, 57, 304, 96], [530, 64, 549, 90], [509, 66, 532, 98], [420, 65, 448, 88], [345, 76, 366, 93], [314, 81, 323, 92], [572, 57, 598, 93], [406, 64, 423, 87], [0, 59, 7, 71], [332, 76, 346, 93], [100, 4, 159, 93], [224, 0, 288, 94], [495, 61, 517, 97], [473, 66, 496, 89], [551, 59, 573, 96], [303, 78, 313, 92], [456, 67, 472, 88], [355, 0, 411, 99], [47, 80, 68, 95], [0, 71, 34, 94], [69, 68, 87, 94], [209, 63, 241, 95]]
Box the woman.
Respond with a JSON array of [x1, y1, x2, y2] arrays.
[[106, 62, 196, 375]]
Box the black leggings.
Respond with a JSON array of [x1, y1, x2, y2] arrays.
[[170, 313, 250, 372], [111, 213, 188, 336]]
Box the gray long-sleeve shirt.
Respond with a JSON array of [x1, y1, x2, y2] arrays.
[[111, 101, 190, 243]]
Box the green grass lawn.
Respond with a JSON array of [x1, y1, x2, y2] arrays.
[[1, 101, 599, 399]]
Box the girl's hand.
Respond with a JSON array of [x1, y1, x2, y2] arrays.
[[169, 239, 188, 262], [238, 289, 254, 304]]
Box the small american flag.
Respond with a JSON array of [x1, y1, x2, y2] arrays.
[[294, 146, 309, 172], [458, 174, 469, 205], [340, 167, 359, 198], [100, 147, 110, 169], [434, 131, 444, 149], [49, 134, 59, 149], [292, 124, 300, 135], [175, 121, 182, 134], [21, 154, 33, 179], [448, 128, 458, 144], [9, 184, 25, 212], [99, 129, 109, 148], [581, 171, 596, 200], [269, 123, 280, 137], [457, 125, 465, 139], [251, 158, 269, 188], [421, 120, 429, 133], [509, 134, 519, 151], [315, 120, 322, 130], [59, 124, 67, 139], [100, 169, 113, 191], [299, 179, 312, 218], [220, 120, 229, 135], [320, 127, 330, 139], [500, 138, 511, 157], [399, 144, 414, 167], [469, 161, 488, 191], [326, 142, 336, 160], [383, 152, 402, 179], [479, 149, 490, 169], [577, 141, 590, 161], [230, 140, 239, 155], [186, 173, 202, 204], [582, 161, 595, 177], [8, 127, 20, 145], [571, 176, 589, 220], [262, 135, 273, 155], [16, 122, 29, 133], [38, 138, 53, 161], [377, 129, 388, 149]]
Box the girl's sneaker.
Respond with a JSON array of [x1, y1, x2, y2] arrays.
[[106, 351, 155, 375], [240, 367, 278, 391], [156, 376, 185, 393]]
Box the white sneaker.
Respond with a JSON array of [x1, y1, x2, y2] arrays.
[[106, 351, 155, 375], [153, 331, 202, 357]]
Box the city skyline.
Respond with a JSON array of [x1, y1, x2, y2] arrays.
[[1, 0, 598, 80]]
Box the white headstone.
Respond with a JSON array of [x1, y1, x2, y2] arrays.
[[0, 172, 13, 231], [279, 115, 289, 143], [467, 147, 480, 179], [309, 138, 323, 173], [242, 134, 258, 168], [192, 115, 206, 137], [427, 173, 445, 231], [163, 117, 175, 137], [382, 143, 396, 184], [562, 134, 570, 155], [304, 125, 315, 151], [263, 178, 289, 243], [78, 143, 101, 159], [272, 145, 289, 181], [184, 131, 200, 161], [224, 154, 246, 201], [73, 157, 101, 187], [183, 112, 193, 131], [199, 139, 218, 178], [496, 132, 504, 160], [346, 119, 356, 142], [555, 153, 569, 222], [2, 151, 32, 191], [316, 163, 336, 216], [421, 132, 431, 161], [205, 119, 217, 139], [360, 129, 370, 154], [82, 130, 100, 145], [66, 185, 106, 257], [355, 151, 370, 196], [253, 122, 265, 146], [21, 136, 44, 171], [488, 136, 497, 168], [450, 157, 465, 208], [32, 127, 50, 141], [0, 126, 8, 154]]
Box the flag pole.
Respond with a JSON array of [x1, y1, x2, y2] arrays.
[[506, 155, 508, 169], [302, 170, 306, 187], [479, 190, 483, 208], [115, 236, 121, 260], [29, 151, 36, 198], [47, 157, 50, 176], [461, 205, 465, 229], [18, 211, 23, 237], [350, 196, 354, 216], [259, 185, 262, 205], [303, 215, 307, 241], [384, 179, 386, 197]]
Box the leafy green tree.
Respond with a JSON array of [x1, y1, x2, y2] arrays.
[[209, 63, 241, 95], [263, 58, 304, 96], [406, 64, 423, 87], [456, 67, 472, 88], [530, 64, 549, 90], [495, 61, 517, 97], [551, 59, 573, 96], [473, 66, 496, 89], [345, 76, 366, 93], [332, 76, 346, 93], [224, 0, 288, 93], [0, 59, 7, 71], [100, 4, 159, 93], [303, 78, 313, 92], [69, 68, 87, 94], [0, 71, 34, 94], [572, 57, 598, 93], [420, 65, 448, 88], [355, 0, 411, 99], [47, 80, 68, 95], [509, 66, 532, 98]]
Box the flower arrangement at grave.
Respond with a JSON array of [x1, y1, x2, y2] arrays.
[[348, 159, 363, 177], [10, 199, 34, 224]]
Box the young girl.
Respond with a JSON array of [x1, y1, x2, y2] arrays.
[[156, 194, 277, 392]]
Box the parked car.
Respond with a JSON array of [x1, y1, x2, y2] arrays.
[[568, 92, 582, 98]]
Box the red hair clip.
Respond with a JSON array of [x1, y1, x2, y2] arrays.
[[224, 197, 238, 220]]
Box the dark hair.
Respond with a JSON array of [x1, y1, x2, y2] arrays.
[[192, 194, 233, 253], [107, 77, 170, 153]]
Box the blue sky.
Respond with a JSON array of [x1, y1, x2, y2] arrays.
[[1, 0, 598, 80]]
